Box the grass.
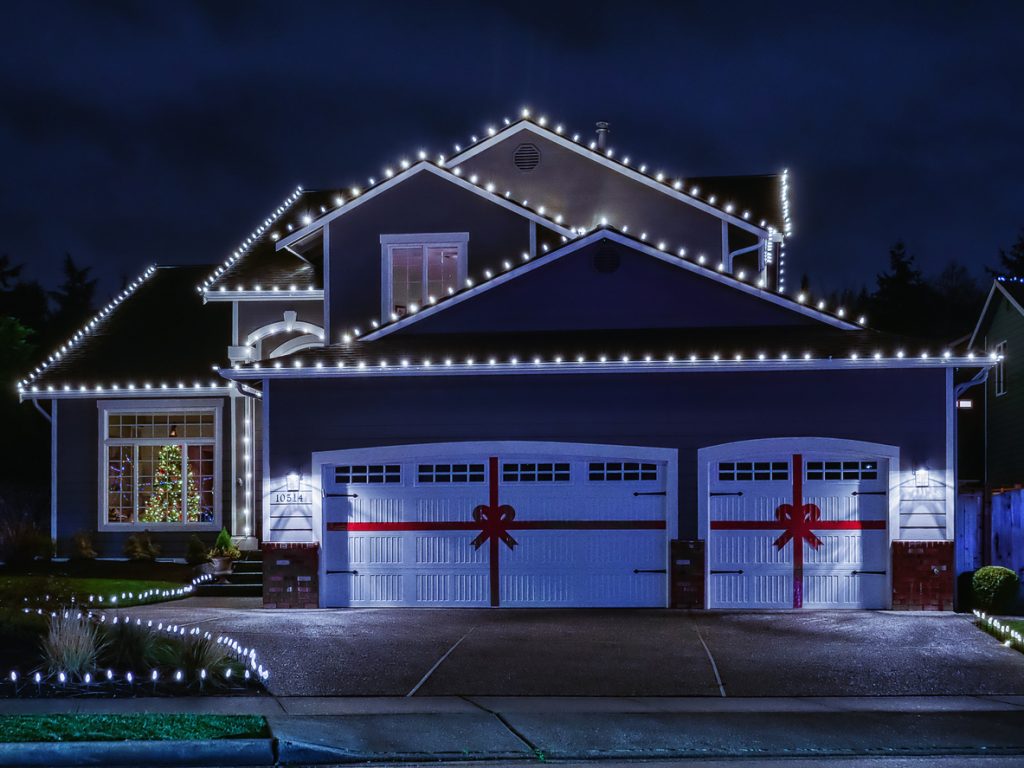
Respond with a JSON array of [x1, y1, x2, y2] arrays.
[[0, 576, 186, 608], [0, 714, 268, 742]]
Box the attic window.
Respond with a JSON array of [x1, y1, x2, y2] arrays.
[[380, 233, 469, 320], [512, 143, 541, 172]]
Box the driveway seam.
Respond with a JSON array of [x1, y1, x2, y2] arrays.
[[460, 695, 542, 757], [691, 617, 727, 697], [406, 629, 475, 697]]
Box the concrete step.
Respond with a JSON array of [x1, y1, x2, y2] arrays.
[[194, 582, 263, 598], [233, 560, 264, 574], [227, 572, 263, 586]]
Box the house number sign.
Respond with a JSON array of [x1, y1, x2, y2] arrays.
[[270, 491, 311, 505]]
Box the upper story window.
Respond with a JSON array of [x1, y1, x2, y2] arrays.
[[380, 233, 469, 321], [995, 341, 1008, 396], [99, 400, 221, 531]]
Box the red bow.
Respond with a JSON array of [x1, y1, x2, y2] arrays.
[[471, 504, 518, 550], [773, 501, 824, 551]]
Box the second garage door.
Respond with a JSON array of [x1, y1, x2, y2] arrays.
[[319, 442, 674, 608]]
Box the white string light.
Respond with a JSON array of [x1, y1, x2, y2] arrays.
[[974, 610, 1024, 651]]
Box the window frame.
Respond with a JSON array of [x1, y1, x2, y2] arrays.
[[995, 340, 1008, 396], [380, 233, 469, 321], [97, 399, 223, 532]]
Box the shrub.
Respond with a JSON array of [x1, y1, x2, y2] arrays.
[[41, 611, 106, 677], [185, 535, 210, 566], [159, 631, 242, 686], [0, 511, 51, 567], [70, 531, 97, 560], [209, 527, 240, 560], [972, 565, 1020, 612], [99, 619, 165, 671], [124, 533, 160, 561]]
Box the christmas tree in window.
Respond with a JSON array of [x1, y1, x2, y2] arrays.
[[140, 444, 202, 523]]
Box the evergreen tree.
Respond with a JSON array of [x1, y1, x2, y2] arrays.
[[988, 230, 1024, 279], [930, 260, 985, 340], [48, 254, 97, 342], [140, 445, 201, 523], [868, 241, 936, 337]]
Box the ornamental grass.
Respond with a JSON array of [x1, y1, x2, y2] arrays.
[[40, 611, 106, 677]]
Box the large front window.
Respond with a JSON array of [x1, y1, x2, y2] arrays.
[[101, 403, 220, 529], [381, 233, 468, 321]]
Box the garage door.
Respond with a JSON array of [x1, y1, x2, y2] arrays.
[[706, 449, 889, 609], [320, 443, 672, 607]]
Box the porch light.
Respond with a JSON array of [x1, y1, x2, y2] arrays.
[[286, 472, 301, 492], [915, 468, 929, 487]]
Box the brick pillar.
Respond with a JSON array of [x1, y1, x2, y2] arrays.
[[891, 540, 954, 610], [263, 542, 319, 608], [670, 539, 705, 608]]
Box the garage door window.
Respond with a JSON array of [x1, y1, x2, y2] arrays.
[[417, 463, 485, 483], [717, 461, 788, 482], [806, 460, 878, 481], [589, 462, 658, 481], [334, 465, 401, 484], [502, 462, 570, 482]]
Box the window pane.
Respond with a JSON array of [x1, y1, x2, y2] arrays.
[[138, 444, 185, 523], [186, 445, 215, 523], [391, 246, 423, 317], [426, 246, 459, 301], [107, 446, 134, 523]]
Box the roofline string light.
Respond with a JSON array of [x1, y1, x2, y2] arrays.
[[17, 266, 158, 394], [227, 349, 997, 379]]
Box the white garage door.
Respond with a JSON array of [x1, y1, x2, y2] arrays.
[[320, 443, 672, 607], [706, 448, 890, 609]]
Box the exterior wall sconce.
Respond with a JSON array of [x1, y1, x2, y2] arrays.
[[914, 468, 929, 487], [286, 472, 301, 492]]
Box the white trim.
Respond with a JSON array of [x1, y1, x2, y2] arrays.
[[22, 386, 232, 401], [51, 400, 58, 547], [269, 334, 324, 359], [275, 163, 575, 251], [945, 367, 955, 540], [379, 233, 470, 323], [359, 230, 859, 342], [697, 436, 900, 610], [245, 314, 325, 347], [310, 440, 679, 607], [323, 222, 331, 345], [262, 377, 271, 547], [968, 281, 1024, 349], [994, 340, 1008, 396], [204, 289, 324, 302], [445, 122, 769, 237], [224, 355, 993, 382], [96, 398, 223, 533]]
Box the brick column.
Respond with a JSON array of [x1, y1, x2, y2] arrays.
[[891, 540, 954, 610], [263, 542, 319, 608], [670, 539, 705, 608]]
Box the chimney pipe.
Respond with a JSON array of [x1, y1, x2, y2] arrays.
[[595, 121, 610, 151]]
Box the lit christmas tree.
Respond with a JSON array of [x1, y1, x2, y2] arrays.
[[140, 444, 201, 523]]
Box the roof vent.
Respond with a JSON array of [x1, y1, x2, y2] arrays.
[[513, 143, 541, 172], [595, 121, 610, 151]]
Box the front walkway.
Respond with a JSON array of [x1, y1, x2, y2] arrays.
[[107, 600, 1024, 697]]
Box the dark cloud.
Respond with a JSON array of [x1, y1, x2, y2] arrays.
[[1, 0, 1022, 297]]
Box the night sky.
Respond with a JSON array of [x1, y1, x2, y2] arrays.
[[2, 1, 1022, 298]]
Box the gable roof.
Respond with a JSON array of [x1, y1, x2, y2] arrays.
[[19, 265, 232, 398], [355, 229, 859, 343], [444, 118, 778, 237], [274, 161, 576, 252], [968, 278, 1024, 349]]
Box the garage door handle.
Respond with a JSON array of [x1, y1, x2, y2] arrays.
[[633, 491, 667, 497], [633, 568, 667, 574], [852, 570, 885, 575], [326, 569, 359, 575], [851, 491, 885, 496], [710, 491, 743, 497], [710, 569, 744, 575], [324, 492, 359, 498]]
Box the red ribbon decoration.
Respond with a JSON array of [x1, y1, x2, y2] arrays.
[[327, 456, 666, 606], [710, 453, 886, 608]]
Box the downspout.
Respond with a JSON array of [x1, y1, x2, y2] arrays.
[[954, 366, 991, 569], [31, 398, 51, 423], [29, 399, 57, 554]]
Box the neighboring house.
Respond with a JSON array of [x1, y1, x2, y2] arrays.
[[18, 111, 994, 610]]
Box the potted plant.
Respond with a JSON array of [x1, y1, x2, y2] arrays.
[[208, 527, 241, 583]]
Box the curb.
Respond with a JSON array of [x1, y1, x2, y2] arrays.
[[0, 737, 275, 766]]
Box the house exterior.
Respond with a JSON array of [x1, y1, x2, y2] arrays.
[[19, 111, 994, 610]]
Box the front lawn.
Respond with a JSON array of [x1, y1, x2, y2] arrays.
[[0, 714, 268, 742], [0, 575, 186, 609]]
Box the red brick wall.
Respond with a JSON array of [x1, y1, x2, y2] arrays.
[[891, 540, 954, 611], [263, 543, 319, 608]]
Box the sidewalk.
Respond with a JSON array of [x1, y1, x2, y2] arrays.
[[3, 696, 1024, 763]]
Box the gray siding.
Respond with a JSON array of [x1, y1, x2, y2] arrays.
[[265, 368, 948, 540], [55, 397, 233, 558]]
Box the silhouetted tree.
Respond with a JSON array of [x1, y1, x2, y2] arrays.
[[930, 260, 985, 341], [867, 241, 936, 337], [48, 254, 96, 343], [988, 230, 1024, 279]]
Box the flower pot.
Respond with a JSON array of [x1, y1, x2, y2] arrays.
[[211, 556, 234, 583]]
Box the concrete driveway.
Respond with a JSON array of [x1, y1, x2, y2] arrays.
[[117, 599, 1024, 697]]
